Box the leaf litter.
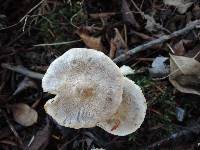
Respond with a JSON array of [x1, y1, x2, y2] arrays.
[[169, 54, 200, 95], [0, 0, 200, 149]]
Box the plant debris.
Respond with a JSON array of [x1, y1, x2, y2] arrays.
[[10, 103, 38, 126], [0, 0, 200, 149], [169, 54, 200, 95]]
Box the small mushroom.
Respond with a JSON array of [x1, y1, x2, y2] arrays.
[[42, 48, 123, 129], [97, 77, 147, 136]]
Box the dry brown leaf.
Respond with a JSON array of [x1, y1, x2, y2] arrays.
[[144, 14, 163, 32], [173, 40, 192, 56], [185, 44, 200, 61], [164, 0, 193, 14], [11, 103, 38, 126], [110, 28, 128, 58], [169, 54, 200, 95], [121, 0, 140, 29], [76, 27, 104, 51], [173, 40, 186, 56]]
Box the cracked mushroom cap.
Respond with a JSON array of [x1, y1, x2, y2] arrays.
[[97, 77, 147, 136], [42, 48, 123, 129]]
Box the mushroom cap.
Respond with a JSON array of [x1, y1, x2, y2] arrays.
[[97, 77, 147, 136], [42, 48, 123, 129]]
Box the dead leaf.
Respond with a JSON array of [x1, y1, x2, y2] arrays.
[[144, 14, 158, 32], [169, 54, 200, 95], [110, 28, 128, 58], [164, 0, 193, 14], [172, 39, 196, 56], [83, 0, 119, 19], [28, 117, 51, 150], [144, 14, 164, 32], [185, 44, 200, 61], [121, 0, 140, 29], [192, 5, 200, 19], [13, 77, 37, 96], [11, 103, 38, 126], [173, 40, 186, 56], [76, 27, 104, 51], [149, 56, 169, 78]]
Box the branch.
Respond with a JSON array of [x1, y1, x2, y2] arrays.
[[2, 20, 200, 79], [1, 63, 44, 80], [113, 20, 200, 65]]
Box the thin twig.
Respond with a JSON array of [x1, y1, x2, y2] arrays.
[[146, 120, 200, 149], [113, 20, 200, 65], [2, 110, 24, 148], [33, 39, 82, 47], [1, 63, 44, 80], [0, 0, 45, 31]]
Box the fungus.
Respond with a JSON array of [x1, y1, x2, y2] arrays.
[[42, 48, 123, 129], [97, 77, 147, 136]]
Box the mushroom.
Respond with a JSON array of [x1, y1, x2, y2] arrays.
[[42, 48, 123, 129], [97, 77, 147, 136]]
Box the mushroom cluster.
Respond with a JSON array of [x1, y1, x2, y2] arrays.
[[42, 48, 146, 136]]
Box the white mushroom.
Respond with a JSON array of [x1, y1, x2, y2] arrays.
[[97, 77, 147, 136], [42, 48, 123, 129]]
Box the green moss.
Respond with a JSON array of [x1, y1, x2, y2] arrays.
[[36, 1, 84, 50]]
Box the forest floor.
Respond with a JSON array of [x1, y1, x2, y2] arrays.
[[0, 0, 200, 150]]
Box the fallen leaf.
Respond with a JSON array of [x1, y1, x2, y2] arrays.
[[192, 5, 200, 19], [164, 0, 193, 14], [144, 14, 165, 33], [169, 54, 200, 95], [173, 40, 192, 56], [173, 40, 186, 56], [185, 44, 200, 61], [149, 56, 169, 78], [11, 103, 38, 126], [144, 14, 158, 32], [121, 0, 140, 29], [110, 28, 128, 58], [83, 0, 118, 19], [76, 27, 104, 51], [120, 65, 135, 76], [13, 77, 37, 96], [28, 117, 51, 150]]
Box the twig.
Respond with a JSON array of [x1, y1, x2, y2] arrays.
[[146, 121, 200, 149], [0, 124, 23, 140], [33, 39, 82, 47], [2, 20, 200, 79], [113, 20, 200, 65], [70, 8, 82, 28], [1, 63, 44, 80], [0, 0, 45, 31], [2, 111, 24, 148]]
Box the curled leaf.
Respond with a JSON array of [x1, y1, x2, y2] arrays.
[[11, 103, 38, 126], [169, 54, 200, 95], [164, 0, 193, 14], [76, 27, 104, 51]]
